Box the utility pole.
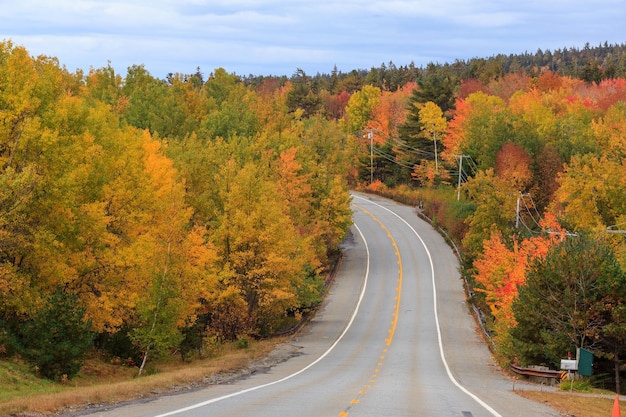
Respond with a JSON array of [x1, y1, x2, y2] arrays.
[[457, 155, 464, 201], [433, 128, 439, 172], [368, 129, 374, 184]]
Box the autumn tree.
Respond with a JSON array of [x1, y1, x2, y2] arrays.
[[205, 68, 239, 106], [342, 84, 415, 187], [1, 44, 221, 362], [473, 213, 564, 359], [210, 158, 308, 335], [553, 153, 625, 231], [0, 43, 104, 328], [494, 142, 533, 191], [295, 117, 353, 260], [410, 101, 448, 186], [458, 78, 488, 100], [461, 169, 517, 260], [343, 85, 381, 134], [320, 90, 351, 120], [129, 134, 215, 375], [445, 91, 512, 170], [485, 72, 532, 102], [533, 144, 564, 212], [365, 83, 414, 139], [592, 101, 626, 161], [122, 65, 174, 136], [0, 165, 37, 319], [84, 64, 124, 110]]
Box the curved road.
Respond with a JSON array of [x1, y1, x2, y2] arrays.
[[78, 193, 558, 417]]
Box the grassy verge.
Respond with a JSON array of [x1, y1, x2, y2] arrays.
[[516, 390, 622, 417], [0, 338, 282, 416]]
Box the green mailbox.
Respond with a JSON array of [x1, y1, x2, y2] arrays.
[[577, 347, 593, 376]]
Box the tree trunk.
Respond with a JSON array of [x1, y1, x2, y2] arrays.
[[138, 345, 150, 377]]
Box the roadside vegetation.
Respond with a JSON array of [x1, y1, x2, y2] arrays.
[[0, 338, 280, 416], [1, 39, 626, 415]]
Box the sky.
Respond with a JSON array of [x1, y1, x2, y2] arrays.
[[2, 0, 626, 78]]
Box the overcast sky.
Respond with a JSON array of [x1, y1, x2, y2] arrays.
[[2, 0, 625, 78]]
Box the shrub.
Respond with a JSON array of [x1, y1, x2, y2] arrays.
[[19, 289, 94, 380]]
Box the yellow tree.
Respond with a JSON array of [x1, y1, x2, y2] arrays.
[[461, 169, 516, 259], [83, 64, 124, 111], [415, 101, 448, 185], [343, 85, 381, 134], [508, 88, 558, 143], [0, 44, 103, 322], [0, 165, 38, 317], [592, 102, 626, 163], [553, 154, 624, 232], [130, 132, 216, 375], [211, 157, 307, 336], [296, 117, 353, 264]]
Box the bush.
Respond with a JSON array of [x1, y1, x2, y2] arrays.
[[560, 379, 593, 392], [236, 337, 249, 349], [19, 289, 94, 380]]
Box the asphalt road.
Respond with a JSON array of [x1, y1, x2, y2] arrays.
[[77, 192, 559, 417]]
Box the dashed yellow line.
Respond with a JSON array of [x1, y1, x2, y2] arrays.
[[338, 204, 403, 417]]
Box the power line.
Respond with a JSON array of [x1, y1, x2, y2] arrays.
[[358, 128, 476, 185], [385, 135, 436, 157], [515, 191, 578, 237], [607, 222, 626, 234], [372, 147, 415, 169], [520, 194, 543, 229], [518, 214, 541, 235]]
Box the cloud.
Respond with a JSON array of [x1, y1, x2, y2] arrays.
[[2, 0, 625, 77]]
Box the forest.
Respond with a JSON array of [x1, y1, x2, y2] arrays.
[[1, 40, 626, 392]]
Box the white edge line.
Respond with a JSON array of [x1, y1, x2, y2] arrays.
[[152, 223, 371, 417], [353, 194, 503, 417]]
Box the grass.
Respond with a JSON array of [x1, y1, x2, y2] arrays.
[[516, 390, 622, 417], [0, 338, 282, 416], [0, 361, 60, 403]]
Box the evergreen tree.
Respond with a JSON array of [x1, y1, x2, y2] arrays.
[[19, 289, 93, 380], [286, 69, 322, 117], [511, 233, 626, 386]]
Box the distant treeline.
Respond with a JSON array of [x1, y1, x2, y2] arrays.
[[222, 41, 626, 93]]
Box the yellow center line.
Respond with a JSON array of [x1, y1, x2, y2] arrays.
[[338, 204, 403, 417], [357, 205, 403, 346]]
